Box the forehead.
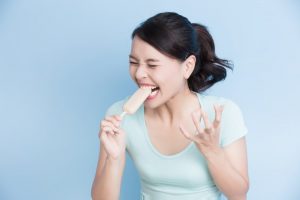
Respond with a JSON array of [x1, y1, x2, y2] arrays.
[[130, 36, 166, 60]]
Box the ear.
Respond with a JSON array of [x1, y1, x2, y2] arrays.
[[183, 55, 196, 79]]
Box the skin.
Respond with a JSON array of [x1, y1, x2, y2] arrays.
[[92, 36, 249, 200]]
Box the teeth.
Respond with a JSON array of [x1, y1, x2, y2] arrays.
[[149, 89, 159, 97], [140, 86, 157, 90]]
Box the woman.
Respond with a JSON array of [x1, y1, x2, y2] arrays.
[[92, 12, 249, 200]]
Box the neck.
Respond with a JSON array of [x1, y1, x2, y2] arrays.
[[145, 88, 200, 126]]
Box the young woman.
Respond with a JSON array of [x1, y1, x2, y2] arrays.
[[92, 12, 249, 200]]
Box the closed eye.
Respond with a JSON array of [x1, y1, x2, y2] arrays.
[[148, 64, 157, 68], [129, 61, 139, 66]]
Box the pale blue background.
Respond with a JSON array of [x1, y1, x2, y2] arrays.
[[0, 0, 299, 199]]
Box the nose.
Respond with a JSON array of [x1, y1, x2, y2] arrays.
[[135, 64, 148, 80]]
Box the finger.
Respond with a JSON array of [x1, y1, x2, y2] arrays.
[[201, 110, 213, 133], [115, 115, 122, 121], [204, 127, 213, 134], [114, 128, 124, 136], [213, 104, 224, 128], [101, 133, 117, 155], [101, 121, 119, 133], [100, 129, 108, 142], [106, 132, 117, 141], [112, 115, 122, 124], [104, 116, 120, 128], [191, 110, 204, 134], [98, 129, 101, 138], [104, 116, 121, 128], [103, 126, 116, 135], [179, 124, 197, 142]]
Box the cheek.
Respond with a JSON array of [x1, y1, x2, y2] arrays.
[[161, 67, 183, 83], [161, 69, 185, 91], [154, 69, 181, 90], [129, 66, 137, 80]]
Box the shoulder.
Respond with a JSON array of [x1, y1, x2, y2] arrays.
[[105, 97, 129, 116], [199, 94, 248, 146], [199, 93, 245, 124], [200, 93, 241, 111]]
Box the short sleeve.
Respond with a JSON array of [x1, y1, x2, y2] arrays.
[[104, 99, 126, 117], [220, 100, 248, 147]]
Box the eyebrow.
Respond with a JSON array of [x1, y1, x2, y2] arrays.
[[129, 55, 160, 62]]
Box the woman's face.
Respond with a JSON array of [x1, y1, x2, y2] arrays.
[[129, 36, 188, 108]]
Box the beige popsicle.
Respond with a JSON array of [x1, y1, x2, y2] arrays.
[[120, 87, 152, 118]]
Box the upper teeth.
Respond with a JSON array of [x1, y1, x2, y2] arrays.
[[140, 86, 157, 90]]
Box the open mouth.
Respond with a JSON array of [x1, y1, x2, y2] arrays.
[[140, 86, 160, 99], [149, 87, 159, 98], [151, 87, 159, 92]]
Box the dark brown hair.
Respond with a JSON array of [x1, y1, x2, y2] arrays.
[[132, 12, 233, 92]]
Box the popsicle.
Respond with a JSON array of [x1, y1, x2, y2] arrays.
[[120, 87, 152, 118]]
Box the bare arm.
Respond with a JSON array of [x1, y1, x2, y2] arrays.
[[206, 138, 249, 200], [91, 146, 126, 200], [179, 105, 249, 200], [91, 115, 126, 200]]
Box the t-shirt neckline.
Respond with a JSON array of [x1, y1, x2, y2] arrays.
[[139, 92, 203, 159]]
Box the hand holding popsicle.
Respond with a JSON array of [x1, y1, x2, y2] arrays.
[[99, 87, 152, 159]]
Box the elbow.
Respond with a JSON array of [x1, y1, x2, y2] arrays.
[[245, 180, 250, 193], [242, 177, 250, 195], [91, 185, 96, 200], [91, 186, 104, 200], [227, 180, 250, 200], [91, 192, 101, 200], [91, 184, 116, 200], [91, 182, 100, 200], [238, 176, 250, 195]]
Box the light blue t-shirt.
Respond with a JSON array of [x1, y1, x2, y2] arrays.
[[105, 93, 248, 200]]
